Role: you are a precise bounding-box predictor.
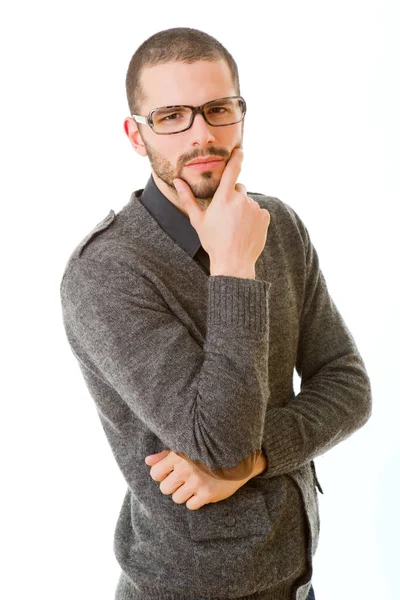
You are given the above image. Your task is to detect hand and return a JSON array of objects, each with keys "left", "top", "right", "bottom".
[
  {"left": 144, "top": 450, "right": 255, "bottom": 510},
  {"left": 173, "top": 148, "right": 270, "bottom": 274}
]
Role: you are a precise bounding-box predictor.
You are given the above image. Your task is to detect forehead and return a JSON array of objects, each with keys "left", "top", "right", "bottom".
[{"left": 140, "top": 59, "right": 236, "bottom": 111}]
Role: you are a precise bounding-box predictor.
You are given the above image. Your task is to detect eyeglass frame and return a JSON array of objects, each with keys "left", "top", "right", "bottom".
[{"left": 130, "top": 95, "right": 247, "bottom": 135}]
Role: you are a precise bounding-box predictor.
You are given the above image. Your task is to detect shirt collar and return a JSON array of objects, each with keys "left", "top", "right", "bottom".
[{"left": 139, "top": 173, "right": 202, "bottom": 258}]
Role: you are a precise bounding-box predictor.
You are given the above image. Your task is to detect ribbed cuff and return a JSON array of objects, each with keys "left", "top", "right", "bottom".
[
  {"left": 261, "top": 408, "right": 306, "bottom": 477},
  {"left": 207, "top": 275, "right": 271, "bottom": 335}
]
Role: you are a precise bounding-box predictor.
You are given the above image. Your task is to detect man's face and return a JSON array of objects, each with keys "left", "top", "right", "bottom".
[{"left": 124, "top": 59, "right": 244, "bottom": 212}]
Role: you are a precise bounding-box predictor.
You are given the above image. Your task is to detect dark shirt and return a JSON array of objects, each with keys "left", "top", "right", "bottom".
[{"left": 140, "top": 173, "right": 211, "bottom": 274}]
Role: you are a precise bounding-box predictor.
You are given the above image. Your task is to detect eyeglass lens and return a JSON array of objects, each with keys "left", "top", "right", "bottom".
[{"left": 151, "top": 97, "right": 244, "bottom": 134}]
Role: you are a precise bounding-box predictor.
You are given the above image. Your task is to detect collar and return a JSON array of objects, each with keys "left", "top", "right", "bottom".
[{"left": 139, "top": 173, "right": 202, "bottom": 258}]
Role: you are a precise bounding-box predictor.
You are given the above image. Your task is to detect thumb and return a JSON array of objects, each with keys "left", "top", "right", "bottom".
[{"left": 173, "top": 178, "right": 203, "bottom": 224}]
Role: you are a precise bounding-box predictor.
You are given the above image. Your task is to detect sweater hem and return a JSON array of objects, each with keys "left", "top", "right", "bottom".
[{"left": 115, "top": 569, "right": 312, "bottom": 600}]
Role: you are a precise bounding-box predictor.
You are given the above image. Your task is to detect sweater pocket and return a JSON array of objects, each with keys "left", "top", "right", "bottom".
[
  {"left": 186, "top": 489, "right": 270, "bottom": 542},
  {"left": 185, "top": 489, "right": 285, "bottom": 595}
]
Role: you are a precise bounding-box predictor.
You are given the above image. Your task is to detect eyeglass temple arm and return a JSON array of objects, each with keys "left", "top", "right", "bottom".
[{"left": 131, "top": 114, "right": 148, "bottom": 125}]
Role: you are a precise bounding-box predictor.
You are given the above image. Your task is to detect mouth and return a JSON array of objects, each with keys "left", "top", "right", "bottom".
[{"left": 185, "top": 159, "right": 224, "bottom": 170}]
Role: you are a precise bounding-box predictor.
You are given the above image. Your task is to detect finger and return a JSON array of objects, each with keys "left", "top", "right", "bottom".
[
  {"left": 169, "top": 484, "right": 199, "bottom": 507},
  {"left": 234, "top": 182, "right": 247, "bottom": 194},
  {"left": 171, "top": 486, "right": 196, "bottom": 505},
  {"left": 149, "top": 453, "right": 177, "bottom": 482},
  {"left": 173, "top": 178, "right": 204, "bottom": 224},
  {"left": 217, "top": 147, "right": 244, "bottom": 199},
  {"left": 160, "top": 473, "right": 187, "bottom": 496},
  {"left": 185, "top": 493, "right": 203, "bottom": 510},
  {"left": 150, "top": 462, "right": 174, "bottom": 482},
  {"left": 144, "top": 450, "right": 170, "bottom": 465}
]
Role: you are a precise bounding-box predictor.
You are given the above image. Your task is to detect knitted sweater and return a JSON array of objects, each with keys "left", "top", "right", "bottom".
[{"left": 59, "top": 184, "right": 372, "bottom": 600}]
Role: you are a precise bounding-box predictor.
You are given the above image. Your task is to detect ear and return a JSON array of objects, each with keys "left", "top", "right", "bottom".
[{"left": 123, "top": 117, "right": 147, "bottom": 157}]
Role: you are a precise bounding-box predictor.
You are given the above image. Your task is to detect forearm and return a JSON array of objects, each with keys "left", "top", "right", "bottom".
[
  {"left": 175, "top": 447, "right": 267, "bottom": 481},
  {"left": 257, "top": 205, "right": 373, "bottom": 478},
  {"left": 260, "top": 350, "right": 371, "bottom": 478},
  {"left": 63, "top": 255, "right": 273, "bottom": 480}
]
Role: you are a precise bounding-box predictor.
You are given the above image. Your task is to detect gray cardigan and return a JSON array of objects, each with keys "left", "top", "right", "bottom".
[{"left": 60, "top": 187, "right": 372, "bottom": 600}]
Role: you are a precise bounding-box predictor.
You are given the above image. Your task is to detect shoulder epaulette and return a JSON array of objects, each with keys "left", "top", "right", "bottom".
[{"left": 78, "top": 210, "right": 116, "bottom": 258}]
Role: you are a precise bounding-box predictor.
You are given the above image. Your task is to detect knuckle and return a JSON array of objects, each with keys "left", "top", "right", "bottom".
[
  {"left": 190, "top": 474, "right": 201, "bottom": 487},
  {"left": 201, "top": 483, "right": 212, "bottom": 497}
]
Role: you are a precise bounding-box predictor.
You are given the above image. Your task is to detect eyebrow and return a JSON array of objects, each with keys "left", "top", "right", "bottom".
[
  {"left": 154, "top": 97, "right": 231, "bottom": 113},
  {"left": 154, "top": 106, "right": 185, "bottom": 114}
]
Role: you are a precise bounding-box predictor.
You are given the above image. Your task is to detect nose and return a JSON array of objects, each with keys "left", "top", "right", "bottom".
[{"left": 189, "top": 111, "right": 216, "bottom": 143}]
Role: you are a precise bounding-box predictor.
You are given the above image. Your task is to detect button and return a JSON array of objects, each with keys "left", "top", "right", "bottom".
[{"left": 224, "top": 516, "right": 236, "bottom": 527}]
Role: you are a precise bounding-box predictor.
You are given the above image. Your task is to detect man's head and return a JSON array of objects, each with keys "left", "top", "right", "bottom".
[{"left": 123, "top": 28, "right": 245, "bottom": 213}]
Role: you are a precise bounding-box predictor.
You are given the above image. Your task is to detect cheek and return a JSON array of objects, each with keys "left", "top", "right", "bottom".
[
  {"left": 222, "top": 128, "right": 242, "bottom": 149},
  {"left": 154, "top": 141, "right": 180, "bottom": 164}
]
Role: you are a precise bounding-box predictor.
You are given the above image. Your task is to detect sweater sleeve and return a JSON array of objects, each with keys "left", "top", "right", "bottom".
[
  {"left": 260, "top": 210, "right": 372, "bottom": 477},
  {"left": 60, "top": 254, "right": 271, "bottom": 480}
]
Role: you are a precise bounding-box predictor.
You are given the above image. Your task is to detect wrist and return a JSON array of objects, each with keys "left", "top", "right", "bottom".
[
  {"left": 210, "top": 263, "right": 256, "bottom": 279},
  {"left": 253, "top": 451, "right": 268, "bottom": 477}
]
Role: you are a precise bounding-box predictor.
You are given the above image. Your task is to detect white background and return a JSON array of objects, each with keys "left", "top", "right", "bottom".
[{"left": 1, "top": 1, "right": 398, "bottom": 599}]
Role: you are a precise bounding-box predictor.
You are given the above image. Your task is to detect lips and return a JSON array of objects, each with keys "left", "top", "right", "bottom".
[
  {"left": 186, "top": 157, "right": 223, "bottom": 166},
  {"left": 186, "top": 160, "right": 223, "bottom": 171}
]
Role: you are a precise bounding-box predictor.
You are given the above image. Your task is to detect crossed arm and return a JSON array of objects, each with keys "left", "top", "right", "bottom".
[
  {"left": 143, "top": 213, "right": 372, "bottom": 508},
  {"left": 62, "top": 205, "right": 371, "bottom": 512}
]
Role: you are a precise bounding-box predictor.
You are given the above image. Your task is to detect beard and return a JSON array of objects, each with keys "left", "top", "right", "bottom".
[{"left": 140, "top": 132, "right": 243, "bottom": 211}]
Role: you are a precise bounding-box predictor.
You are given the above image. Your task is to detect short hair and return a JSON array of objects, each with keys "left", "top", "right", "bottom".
[{"left": 125, "top": 27, "right": 241, "bottom": 119}]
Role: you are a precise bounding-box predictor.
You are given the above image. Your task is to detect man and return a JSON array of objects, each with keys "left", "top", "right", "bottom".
[{"left": 60, "top": 27, "right": 372, "bottom": 600}]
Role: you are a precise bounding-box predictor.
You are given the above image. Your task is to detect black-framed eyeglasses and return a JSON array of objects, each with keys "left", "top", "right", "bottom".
[{"left": 131, "top": 95, "right": 246, "bottom": 135}]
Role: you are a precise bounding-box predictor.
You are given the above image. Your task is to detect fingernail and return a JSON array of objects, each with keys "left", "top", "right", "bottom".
[{"left": 173, "top": 180, "right": 183, "bottom": 192}]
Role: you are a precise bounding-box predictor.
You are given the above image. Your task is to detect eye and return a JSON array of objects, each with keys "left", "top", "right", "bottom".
[
  {"left": 209, "top": 107, "right": 227, "bottom": 114},
  {"left": 162, "top": 112, "right": 183, "bottom": 121}
]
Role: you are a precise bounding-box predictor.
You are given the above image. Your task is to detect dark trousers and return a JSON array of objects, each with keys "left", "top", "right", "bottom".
[{"left": 305, "top": 585, "right": 315, "bottom": 600}]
